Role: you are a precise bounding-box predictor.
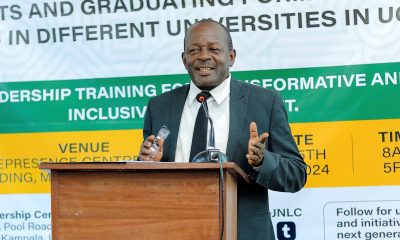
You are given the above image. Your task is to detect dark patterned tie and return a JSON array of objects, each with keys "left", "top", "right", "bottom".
[{"left": 189, "top": 91, "right": 211, "bottom": 162}]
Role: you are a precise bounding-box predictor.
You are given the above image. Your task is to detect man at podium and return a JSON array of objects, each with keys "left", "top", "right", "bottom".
[{"left": 139, "top": 19, "right": 306, "bottom": 240}]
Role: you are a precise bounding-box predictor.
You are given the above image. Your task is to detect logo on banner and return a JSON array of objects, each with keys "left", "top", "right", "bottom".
[{"left": 277, "top": 221, "right": 296, "bottom": 240}]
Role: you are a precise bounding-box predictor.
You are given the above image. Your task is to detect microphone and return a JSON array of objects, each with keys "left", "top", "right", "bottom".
[
  {"left": 193, "top": 91, "right": 228, "bottom": 240},
  {"left": 196, "top": 91, "right": 215, "bottom": 148},
  {"left": 192, "top": 91, "right": 228, "bottom": 163}
]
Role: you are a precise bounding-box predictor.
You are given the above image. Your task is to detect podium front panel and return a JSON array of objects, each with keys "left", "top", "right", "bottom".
[{"left": 52, "top": 170, "right": 221, "bottom": 240}]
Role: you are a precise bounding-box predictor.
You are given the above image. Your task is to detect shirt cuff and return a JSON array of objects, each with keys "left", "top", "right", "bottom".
[{"left": 252, "top": 165, "right": 262, "bottom": 172}]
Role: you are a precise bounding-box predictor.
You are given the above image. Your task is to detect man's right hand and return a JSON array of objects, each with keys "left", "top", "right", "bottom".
[{"left": 138, "top": 135, "right": 164, "bottom": 161}]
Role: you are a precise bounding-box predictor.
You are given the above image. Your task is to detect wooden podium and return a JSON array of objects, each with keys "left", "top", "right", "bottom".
[{"left": 40, "top": 162, "right": 248, "bottom": 240}]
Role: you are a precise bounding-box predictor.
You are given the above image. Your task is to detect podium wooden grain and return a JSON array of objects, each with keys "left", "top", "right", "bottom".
[{"left": 40, "top": 162, "right": 248, "bottom": 240}]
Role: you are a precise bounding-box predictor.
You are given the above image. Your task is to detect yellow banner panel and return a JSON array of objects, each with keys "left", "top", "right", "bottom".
[
  {"left": 0, "top": 130, "right": 143, "bottom": 194},
  {"left": 1, "top": 119, "right": 399, "bottom": 194},
  {"left": 291, "top": 119, "right": 400, "bottom": 188}
]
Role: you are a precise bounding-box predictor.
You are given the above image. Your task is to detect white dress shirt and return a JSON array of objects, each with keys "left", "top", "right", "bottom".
[{"left": 175, "top": 76, "right": 231, "bottom": 162}]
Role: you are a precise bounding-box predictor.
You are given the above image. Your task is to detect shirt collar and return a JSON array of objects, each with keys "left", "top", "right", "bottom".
[{"left": 188, "top": 75, "right": 231, "bottom": 106}]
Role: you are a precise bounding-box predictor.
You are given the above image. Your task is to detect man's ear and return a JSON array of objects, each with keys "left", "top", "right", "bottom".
[
  {"left": 229, "top": 49, "right": 236, "bottom": 67},
  {"left": 182, "top": 52, "right": 188, "bottom": 69}
]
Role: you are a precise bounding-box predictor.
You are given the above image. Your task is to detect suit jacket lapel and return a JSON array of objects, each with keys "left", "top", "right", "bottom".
[
  {"left": 226, "top": 80, "right": 248, "bottom": 161},
  {"left": 166, "top": 85, "right": 190, "bottom": 162}
]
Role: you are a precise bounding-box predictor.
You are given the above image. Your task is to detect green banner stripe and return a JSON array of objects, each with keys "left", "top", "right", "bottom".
[{"left": 1, "top": 62, "right": 399, "bottom": 133}]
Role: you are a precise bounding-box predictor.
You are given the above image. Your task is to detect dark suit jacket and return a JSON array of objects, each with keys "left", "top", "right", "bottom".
[{"left": 143, "top": 79, "right": 307, "bottom": 240}]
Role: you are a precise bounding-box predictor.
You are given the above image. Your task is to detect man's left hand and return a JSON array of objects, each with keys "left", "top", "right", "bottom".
[{"left": 247, "top": 122, "right": 268, "bottom": 167}]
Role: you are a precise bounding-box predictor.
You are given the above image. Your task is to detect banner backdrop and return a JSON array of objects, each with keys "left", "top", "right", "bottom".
[{"left": 1, "top": 0, "right": 399, "bottom": 239}]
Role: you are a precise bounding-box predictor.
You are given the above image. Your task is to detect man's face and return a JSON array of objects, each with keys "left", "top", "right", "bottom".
[{"left": 182, "top": 22, "right": 236, "bottom": 90}]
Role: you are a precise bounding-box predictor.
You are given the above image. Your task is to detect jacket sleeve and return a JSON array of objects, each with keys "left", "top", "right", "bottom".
[
  {"left": 143, "top": 98, "right": 154, "bottom": 140},
  {"left": 254, "top": 93, "right": 307, "bottom": 192}
]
